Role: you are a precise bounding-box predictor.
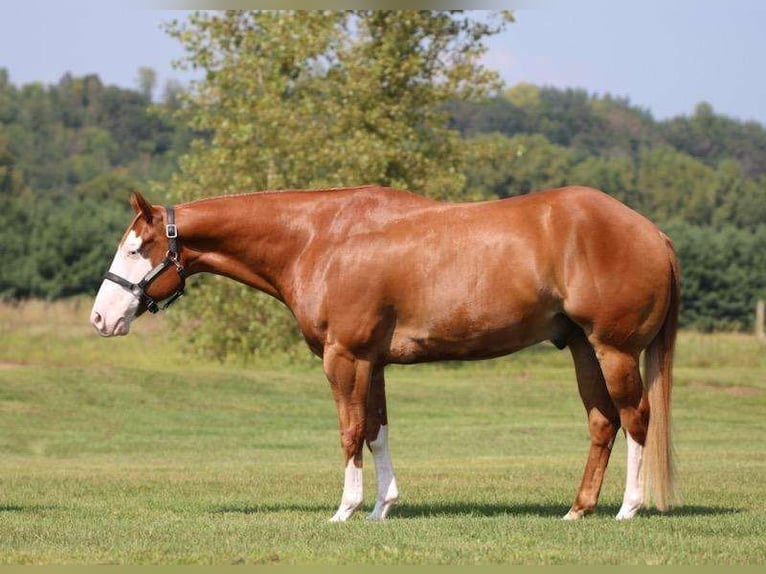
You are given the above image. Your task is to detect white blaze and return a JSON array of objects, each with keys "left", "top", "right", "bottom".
[{"left": 90, "top": 231, "right": 152, "bottom": 337}]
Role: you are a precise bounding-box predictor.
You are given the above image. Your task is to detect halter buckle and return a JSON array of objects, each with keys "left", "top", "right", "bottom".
[{"left": 166, "top": 223, "right": 178, "bottom": 239}]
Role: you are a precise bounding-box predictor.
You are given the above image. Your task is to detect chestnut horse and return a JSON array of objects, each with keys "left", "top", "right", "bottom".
[{"left": 90, "top": 185, "right": 679, "bottom": 521}]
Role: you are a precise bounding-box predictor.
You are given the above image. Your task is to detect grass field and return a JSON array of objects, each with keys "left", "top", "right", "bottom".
[{"left": 1, "top": 298, "right": 764, "bottom": 564}]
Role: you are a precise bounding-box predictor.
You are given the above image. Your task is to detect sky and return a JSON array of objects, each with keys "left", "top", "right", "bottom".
[{"left": 1, "top": 0, "right": 764, "bottom": 124}]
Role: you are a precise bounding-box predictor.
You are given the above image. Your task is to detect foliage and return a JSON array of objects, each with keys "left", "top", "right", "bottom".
[
  {"left": 636, "top": 144, "right": 720, "bottom": 225},
  {"left": 462, "top": 132, "right": 574, "bottom": 198},
  {"left": 0, "top": 68, "right": 190, "bottom": 299},
  {"left": 662, "top": 101, "right": 766, "bottom": 179},
  {"left": 165, "top": 10, "right": 511, "bottom": 198},
  {"left": 452, "top": 90, "right": 766, "bottom": 232},
  {"left": 664, "top": 221, "right": 766, "bottom": 331},
  {"left": 175, "top": 277, "right": 308, "bottom": 364},
  {"left": 450, "top": 84, "right": 660, "bottom": 159}
]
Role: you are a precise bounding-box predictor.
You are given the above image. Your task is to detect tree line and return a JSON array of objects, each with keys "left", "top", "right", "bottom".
[
  {"left": 0, "top": 68, "right": 191, "bottom": 298},
  {"left": 450, "top": 88, "right": 766, "bottom": 230},
  {"left": 0, "top": 11, "right": 763, "bottom": 356}
]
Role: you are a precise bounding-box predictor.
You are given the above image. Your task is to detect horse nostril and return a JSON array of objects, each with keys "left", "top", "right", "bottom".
[{"left": 91, "top": 310, "right": 104, "bottom": 329}]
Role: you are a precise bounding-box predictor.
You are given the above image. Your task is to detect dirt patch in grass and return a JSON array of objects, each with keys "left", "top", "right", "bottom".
[{"left": 0, "top": 363, "right": 26, "bottom": 370}]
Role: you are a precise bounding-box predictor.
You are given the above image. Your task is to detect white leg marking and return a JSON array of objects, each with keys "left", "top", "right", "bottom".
[
  {"left": 367, "top": 424, "right": 399, "bottom": 521},
  {"left": 616, "top": 432, "right": 645, "bottom": 520},
  {"left": 330, "top": 458, "right": 363, "bottom": 522}
]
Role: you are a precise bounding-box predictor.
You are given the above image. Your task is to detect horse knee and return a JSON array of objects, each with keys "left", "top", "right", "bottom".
[{"left": 621, "top": 408, "right": 648, "bottom": 446}]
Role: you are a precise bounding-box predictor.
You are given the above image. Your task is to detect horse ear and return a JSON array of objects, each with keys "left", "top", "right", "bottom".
[{"left": 130, "top": 191, "right": 154, "bottom": 223}]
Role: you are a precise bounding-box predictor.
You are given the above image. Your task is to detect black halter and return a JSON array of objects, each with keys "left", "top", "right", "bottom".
[{"left": 103, "top": 206, "right": 186, "bottom": 314}]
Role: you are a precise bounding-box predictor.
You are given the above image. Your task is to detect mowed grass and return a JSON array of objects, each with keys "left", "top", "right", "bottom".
[{"left": 0, "top": 298, "right": 764, "bottom": 564}]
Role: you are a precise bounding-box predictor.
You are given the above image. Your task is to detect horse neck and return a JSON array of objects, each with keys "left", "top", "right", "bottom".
[{"left": 176, "top": 192, "right": 316, "bottom": 301}]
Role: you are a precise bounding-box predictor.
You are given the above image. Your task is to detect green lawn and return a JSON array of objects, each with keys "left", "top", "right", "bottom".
[{"left": 1, "top": 299, "right": 764, "bottom": 564}]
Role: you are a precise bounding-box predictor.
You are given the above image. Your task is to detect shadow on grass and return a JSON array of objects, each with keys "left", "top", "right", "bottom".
[
  {"left": 643, "top": 505, "right": 744, "bottom": 518},
  {"left": 211, "top": 501, "right": 743, "bottom": 519},
  {"left": 0, "top": 503, "right": 57, "bottom": 513},
  {"left": 398, "top": 502, "right": 744, "bottom": 519},
  {"left": 0, "top": 504, "right": 26, "bottom": 512},
  {"left": 212, "top": 502, "right": 331, "bottom": 515}
]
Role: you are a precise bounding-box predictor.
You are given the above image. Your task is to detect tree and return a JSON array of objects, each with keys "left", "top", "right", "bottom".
[
  {"left": 636, "top": 145, "right": 719, "bottom": 225},
  {"left": 162, "top": 79, "right": 185, "bottom": 111},
  {"left": 165, "top": 10, "right": 512, "bottom": 360},
  {"left": 0, "top": 129, "right": 25, "bottom": 196},
  {"left": 567, "top": 155, "right": 643, "bottom": 213},
  {"left": 664, "top": 221, "right": 766, "bottom": 331},
  {"left": 718, "top": 175, "right": 766, "bottom": 231},
  {"left": 462, "top": 133, "right": 574, "bottom": 199},
  {"left": 662, "top": 101, "right": 766, "bottom": 179},
  {"left": 136, "top": 67, "right": 157, "bottom": 101}
]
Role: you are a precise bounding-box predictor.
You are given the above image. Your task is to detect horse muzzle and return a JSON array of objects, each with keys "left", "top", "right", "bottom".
[{"left": 90, "top": 310, "right": 130, "bottom": 337}]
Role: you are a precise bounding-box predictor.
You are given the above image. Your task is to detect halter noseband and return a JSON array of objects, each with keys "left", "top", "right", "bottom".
[{"left": 103, "top": 206, "right": 186, "bottom": 314}]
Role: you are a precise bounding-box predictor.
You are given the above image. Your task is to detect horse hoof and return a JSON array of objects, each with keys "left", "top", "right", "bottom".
[
  {"left": 329, "top": 501, "right": 363, "bottom": 522},
  {"left": 366, "top": 499, "right": 397, "bottom": 521},
  {"left": 562, "top": 507, "right": 594, "bottom": 521},
  {"left": 615, "top": 503, "right": 642, "bottom": 521}
]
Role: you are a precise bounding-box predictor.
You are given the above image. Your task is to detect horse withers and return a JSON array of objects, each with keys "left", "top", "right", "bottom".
[{"left": 91, "top": 185, "right": 680, "bottom": 521}]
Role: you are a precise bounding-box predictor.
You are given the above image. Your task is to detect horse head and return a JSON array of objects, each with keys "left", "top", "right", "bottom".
[{"left": 90, "top": 191, "right": 186, "bottom": 336}]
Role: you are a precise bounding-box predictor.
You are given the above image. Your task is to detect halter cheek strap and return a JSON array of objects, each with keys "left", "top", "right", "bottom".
[{"left": 103, "top": 206, "right": 186, "bottom": 314}]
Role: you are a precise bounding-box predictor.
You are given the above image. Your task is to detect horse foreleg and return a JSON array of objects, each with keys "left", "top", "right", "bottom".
[
  {"left": 324, "top": 345, "right": 372, "bottom": 522},
  {"left": 564, "top": 332, "right": 620, "bottom": 520},
  {"left": 365, "top": 367, "right": 399, "bottom": 520}
]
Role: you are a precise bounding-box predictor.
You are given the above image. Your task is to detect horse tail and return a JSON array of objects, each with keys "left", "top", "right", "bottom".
[{"left": 642, "top": 232, "right": 681, "bottom": 511}]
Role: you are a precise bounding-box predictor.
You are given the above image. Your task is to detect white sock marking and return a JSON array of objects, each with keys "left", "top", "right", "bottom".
[
  {"left": 616, "top": 432, "right": 645, "bottom": 520},
  {"left": 330, "top": 458, "right": 363, "bottom": 522},
  {"left": 367, "top": 424, "right": 399, "bottom": 520}
]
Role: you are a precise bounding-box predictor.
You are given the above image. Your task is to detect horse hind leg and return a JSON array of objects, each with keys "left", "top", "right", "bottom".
[
  {"left": 564, "top": 331, "right": 620, "bottom": 520},
  {"left": 591, "top": 341, "right": 650, "bottom": 521},
  {"left": 617, "top": 422, "right": 646, "bottom": 520},
  {"left": 365, "top": 367, "right": 399, "bottom": 520}
]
